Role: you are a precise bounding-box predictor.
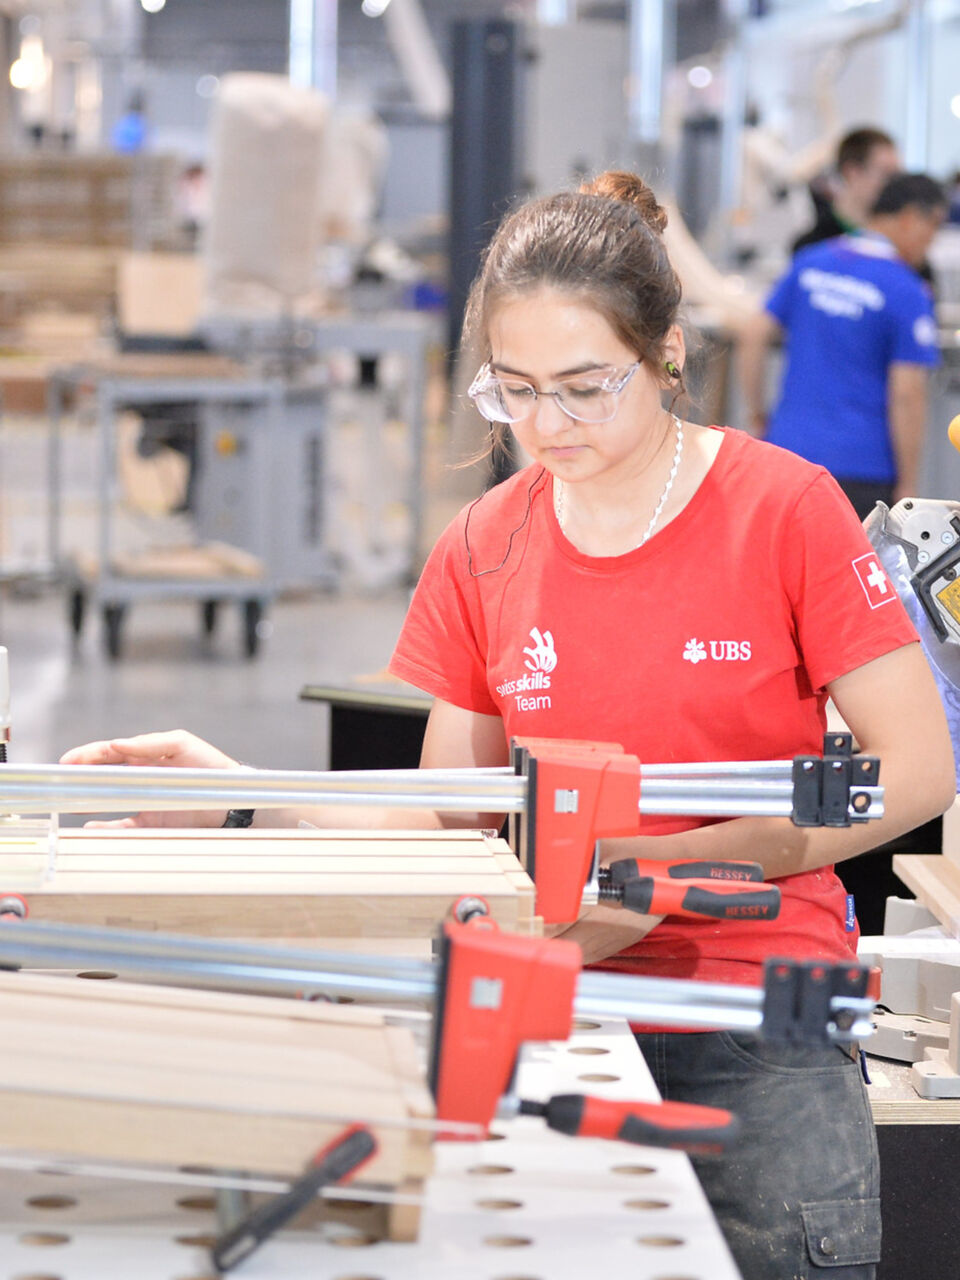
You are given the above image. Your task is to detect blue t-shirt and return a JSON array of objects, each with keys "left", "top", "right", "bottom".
[{"left": 765, "top": 234, "right": 939, "bottom": 483}]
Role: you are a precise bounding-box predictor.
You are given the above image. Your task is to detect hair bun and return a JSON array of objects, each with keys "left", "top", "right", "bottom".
[{"left": 580, "top": 170, "right": 668, "bottom": 235}]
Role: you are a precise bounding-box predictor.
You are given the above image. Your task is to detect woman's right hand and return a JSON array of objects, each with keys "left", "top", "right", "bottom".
[{"left": 59, "top": 729, "right": 243, "bottom": 829}]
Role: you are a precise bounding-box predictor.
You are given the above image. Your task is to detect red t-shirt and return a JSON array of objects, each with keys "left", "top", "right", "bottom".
[{"left": 390, "top": 427, "right": 917, "bottom": 985}]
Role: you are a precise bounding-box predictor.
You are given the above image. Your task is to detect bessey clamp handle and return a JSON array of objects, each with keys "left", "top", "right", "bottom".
[
  {"left": 530, "top": 1093, "right": 741, "bottom": 1154},
  {"left": 610, "top": 875, "right": 781, "bottom": 921},
  {"left": 604, "top": 857, "right": 765, "bottom": 884},
  {"left": 211, "top": 1124, "right": 377, "bottom": 1272}
]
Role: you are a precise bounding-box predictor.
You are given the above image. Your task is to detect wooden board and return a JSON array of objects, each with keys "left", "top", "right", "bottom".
[
  {"left": 117, "top": 251, "right": 204, "bottom": 337},
  {"left": 868, "top": 1054, "right": 960, "bottom": 1125},
  {"left": 940, "top": 794, "right": 960, "bottom": 868},
  {"left": 892, "top": 853, "right": 960, "bottom": 936},
  {"left": 23, "top": 827, "right": 540, "bottom": 941},
  {"left": 0, "top": 969, "right": 433, "bottom": 1239},
  {"left": 0, "top": 155, "right": 177, "bottom": 249},
  {"left": 72, "top": 541, "right": 265, "bottom": 582}
]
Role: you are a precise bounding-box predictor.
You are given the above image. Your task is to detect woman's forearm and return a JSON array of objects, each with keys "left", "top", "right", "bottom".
[
  {"left": 597, "top": 751, "right": 952, "bottom": 879},
  {"left": 547, "top": 902, "right": 661, "bottom": 964}
]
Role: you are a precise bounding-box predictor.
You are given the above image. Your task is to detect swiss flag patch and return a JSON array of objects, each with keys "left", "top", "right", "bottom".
[{"left": 852, "top": 553, "right": 895, "bottom": 609}]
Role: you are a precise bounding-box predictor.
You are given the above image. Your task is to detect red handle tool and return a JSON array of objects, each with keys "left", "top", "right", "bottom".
[
  {"left": 604, "top": 856, "right": 765, "bottom": 884},
  {"left": 519, "top": 1094, "right": 740, "bottom": 1154},
  {"left": 211, "top": 1124, "right": 377, "bottom": 1272},
  {"left": 600, "top": 875, "right": 780, "bottom": 921}
]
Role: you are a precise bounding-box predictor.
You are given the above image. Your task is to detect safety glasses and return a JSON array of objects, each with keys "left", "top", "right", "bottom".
[{"left": 467, "top": 361, "right": 641, "bottom": 425}]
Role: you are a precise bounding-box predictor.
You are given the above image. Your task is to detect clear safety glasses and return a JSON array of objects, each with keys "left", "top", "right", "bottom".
[{"left": 467, "top": 361, "right": 641, "bottom": 425}]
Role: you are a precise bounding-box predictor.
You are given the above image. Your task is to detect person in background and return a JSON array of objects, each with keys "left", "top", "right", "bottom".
[
  {"left": 111, "top": 91, "right": 149, "bottom": 155},
  {"left": 793, "top": 126, "right": 900, "bottom": 253},
  {"left": 739, "top": 173, "right": 947, "bottom": 519},
  {"left": 61, "top": 171, "right": 956, "bottom": 1279},
  {"left": 948, "top": 170, "right": 960, "bottom": 226}
]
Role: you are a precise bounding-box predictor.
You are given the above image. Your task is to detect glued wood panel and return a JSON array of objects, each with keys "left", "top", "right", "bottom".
[
  {"left": 25, "top": 828, "right": 539, "bottom": 939},
  {"left": 940, "top": 795, "right": 960, "bottom": 868},
  {"left": 0, "top": 971, "right": 433, "bottom": 1197},
  {"left": 892, "top": 854, "right": 960, "bottom": 936}
]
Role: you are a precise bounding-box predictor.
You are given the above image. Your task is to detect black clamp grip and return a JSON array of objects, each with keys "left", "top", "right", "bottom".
[
  {"left": 821, "top": 733, "right": 853, "bottom": 827},
  {"left": 791, "top": 733, "right": 880, "bottom": 827},
  {"left": 791, "top": 756, "right": 823, "bottom": 826},
  {"left": 762, "top": 957, "right": 870, "bottom": 1045}
]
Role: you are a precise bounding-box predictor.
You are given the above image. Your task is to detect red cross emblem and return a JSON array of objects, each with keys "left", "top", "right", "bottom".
[{"left": 852, "top": 553, "right": 895, "bottom": 609}]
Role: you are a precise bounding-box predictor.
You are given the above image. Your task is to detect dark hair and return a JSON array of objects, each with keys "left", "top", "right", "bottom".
[
  {"left": 871, "top": 172, "right": 946, "bottom": 217},
  {"left": 836, "top": 127, "right": 896, "bottom": 173},
  {"left": 463, "top": 170, "right": 682, "bottom": 382}
]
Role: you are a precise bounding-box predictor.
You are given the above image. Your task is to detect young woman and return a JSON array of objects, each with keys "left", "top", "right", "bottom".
[{"left": 64, "top": 172, "right": 955, "bottom": 1279}]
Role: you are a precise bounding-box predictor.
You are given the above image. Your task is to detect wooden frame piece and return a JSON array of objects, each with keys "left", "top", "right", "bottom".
[
  {"left": 23, "top": 827, "right": 540, "bottom": 947},
  {"left": 0, "top": 970, "right": 434, "bottom": 1239}
]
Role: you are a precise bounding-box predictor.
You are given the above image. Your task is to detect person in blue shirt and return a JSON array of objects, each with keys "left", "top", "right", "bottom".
[
  {"left": 111, "top": 92, "right": 149, "bottom": 155},
  {"left": 739, "top": 173, "right": 946, "bottom": 519}
]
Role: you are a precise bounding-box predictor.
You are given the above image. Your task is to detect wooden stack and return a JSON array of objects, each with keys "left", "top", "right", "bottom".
[
  {"left": 893, "top": 795, "right": 960, "bottom": 932},
  {"left": 24, "top": 827, "right": 540, "bottom": 950},
  {"left": 0, "top": 970, "right": 433, "bottom": 1240},
  {"left": 71, "top": 541, "right": 264, "bottom": 583},
  {"left": 0, "top": 242, "right": 119, "bottom": 326},
  {"left": 0, "top": 154, "right": 177, "bottom": 248}
]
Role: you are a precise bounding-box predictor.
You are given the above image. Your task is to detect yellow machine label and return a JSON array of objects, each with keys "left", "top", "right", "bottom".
[{"left": 936, "top": 578, "right": 960, "bottom": 624}]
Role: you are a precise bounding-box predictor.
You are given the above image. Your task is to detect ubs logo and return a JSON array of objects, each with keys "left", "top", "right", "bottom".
[{"left": 683, "top": 638, "right": 752, "bottom": 664}]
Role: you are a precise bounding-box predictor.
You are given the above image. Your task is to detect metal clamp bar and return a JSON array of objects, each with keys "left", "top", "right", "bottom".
[
  {"left": 0, "top": 920, "right": 875, "bottom": 1043},
  {"left": 0, "top": 763, "right": 883, "bottom": 823}
]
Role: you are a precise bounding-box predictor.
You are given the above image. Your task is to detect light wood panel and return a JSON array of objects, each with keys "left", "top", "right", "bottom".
[
  {"left": 0, "top": 969, "right": 433, "bottom": 1238},
  {"left": 939, "top": 794, "right": 960, "bottom": 867},
  {"left": 23, "top": 827, "right": 539, "bottom": 941},
  {"left": 892, "top": 853, "right": 960, "bottom": 936}
]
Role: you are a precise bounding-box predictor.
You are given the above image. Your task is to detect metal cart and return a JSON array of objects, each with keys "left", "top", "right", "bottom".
[{"left": 48, "top": 356, "right": 284, "bottom": 659}]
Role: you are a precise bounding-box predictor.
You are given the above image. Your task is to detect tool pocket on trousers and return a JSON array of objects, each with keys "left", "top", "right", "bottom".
[{"left": 802, "top": 1198, "right": 881, "bottom": 1273}]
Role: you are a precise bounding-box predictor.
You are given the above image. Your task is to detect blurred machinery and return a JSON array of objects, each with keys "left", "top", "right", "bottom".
[
  {"left": 194, "top": 73, "right": 434, "bottom": 597},
  {"left": 19, "top": 70, "right": 439, "bottom": 653},
  {"left": 448, "top": 16, "right": 632, "bottom": 358}
]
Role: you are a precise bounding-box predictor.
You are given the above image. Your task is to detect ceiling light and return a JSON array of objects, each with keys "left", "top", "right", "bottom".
[
  {"left": 361, "top": 0, "right": 393, "bottom": 16},
  {"left": 9, "top": 33, "right": 48, "bottom": 91},
  {"left": 141, "top": 0, "right": 167, "bottom": 13},
  {"left": 687, "top": 65, "right": 713, "bottom": 89},
  {"left": 9, "top": 58, "right": 34, "bottom": 90}
]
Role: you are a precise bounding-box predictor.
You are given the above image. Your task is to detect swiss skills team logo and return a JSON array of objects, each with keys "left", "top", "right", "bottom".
[
  {"left": 496, "top": 627, "right": 556, "bottom": 710},
  {"left": 523, "top": 627, "right": 557, "bottom": 673},
  {"left": 851, "top": 552, "right": 895, "bottom": 609}
]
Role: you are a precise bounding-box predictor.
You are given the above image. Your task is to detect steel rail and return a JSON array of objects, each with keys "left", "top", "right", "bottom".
[
  {"left": 0, "top": 920, "right": 875, "bottom": 1042},
  {"left": 0, "top": 763, "right": 883, "bottom": 822}
]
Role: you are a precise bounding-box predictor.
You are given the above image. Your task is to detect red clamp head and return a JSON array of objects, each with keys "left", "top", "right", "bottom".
[
  {"left": 427, "top": 919, "right": 581, "bottom": 1137},
  {"left": 0, "top": 893, "right": 27, "bottom": 922},
  {"left": 508, "top": 738, "right": 641, "bottom": 924}
]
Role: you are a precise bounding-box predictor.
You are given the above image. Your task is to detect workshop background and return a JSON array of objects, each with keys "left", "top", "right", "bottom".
[
  {"left": 0, "top": 0, "right": 956, "bottom": 772},
  {"left": 0, "top": 4, "right": 958, "bottom": 1277}
]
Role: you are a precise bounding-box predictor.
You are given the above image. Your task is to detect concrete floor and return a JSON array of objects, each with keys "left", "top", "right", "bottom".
[
  {"left": 0, "top": 376, "right": 485, "bottom": 781},
  {"left": 0, "top": 585, "right": 412, "bottom": 775}
]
